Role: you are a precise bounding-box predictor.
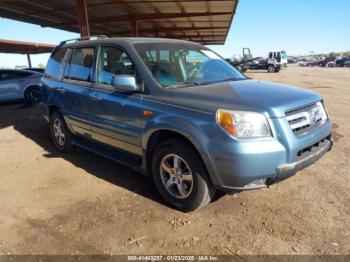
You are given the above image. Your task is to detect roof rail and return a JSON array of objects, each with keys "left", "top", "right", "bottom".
[{"left": 59, "top": 35, "right": 108, "bottom": 46}]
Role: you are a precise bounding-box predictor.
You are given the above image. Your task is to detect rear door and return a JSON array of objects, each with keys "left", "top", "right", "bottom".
[
  {"left": 87, "top": 45, "right": 144, "bottom": 156},
  {"left": 59, "top": 47, "right": 96, "bottom": 136}
]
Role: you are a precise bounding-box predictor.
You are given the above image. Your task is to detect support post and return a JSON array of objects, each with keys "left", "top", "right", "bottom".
[
  {"left": 131, "top": 19, "right": 138, "bottom": 37},
  {"left": 76, "top": 0, "right": 90, "bottom": 38},
  {"left": 27, "top": 54, "right": 32, "bottom": 68}
]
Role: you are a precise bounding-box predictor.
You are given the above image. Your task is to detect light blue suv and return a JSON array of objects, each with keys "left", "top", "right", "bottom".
[{"left": 40, "top": 37, "right": 332, "bottom": 211}]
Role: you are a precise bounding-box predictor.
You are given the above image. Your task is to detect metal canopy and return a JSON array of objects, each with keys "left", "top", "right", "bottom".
[
  {"left": 0, "top": 0, "right": 239, "bottom": 45},
  {"left": 0, "top": 39, "right": 56, "bottom": 54}
]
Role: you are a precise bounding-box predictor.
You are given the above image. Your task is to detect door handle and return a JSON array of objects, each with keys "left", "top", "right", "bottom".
[
  {"left": 57, "top": 87, "right": 66, "bottom": 94},
  {"left": 88, "top": 93, "right": 101, "bottom": 101}
]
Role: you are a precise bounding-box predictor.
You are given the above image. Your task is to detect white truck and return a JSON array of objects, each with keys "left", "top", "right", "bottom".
[{"left": 268, "top": 50, "right": 288, "bottom": 68}]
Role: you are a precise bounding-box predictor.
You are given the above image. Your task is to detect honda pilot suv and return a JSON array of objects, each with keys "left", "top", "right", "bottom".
[{"left": 40, "top": 37, "right": 332, "bottom": 212}]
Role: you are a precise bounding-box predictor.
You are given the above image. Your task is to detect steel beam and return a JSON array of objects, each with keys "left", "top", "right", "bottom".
[
  {"left": 58, "top": 11, "right": 232, "bottom": 26},
  {"left": 75, "top": 0, "right": 90, "bottom": 37},
  {"left": 27, "top": 54, "right": 32, "bottom": 68}
]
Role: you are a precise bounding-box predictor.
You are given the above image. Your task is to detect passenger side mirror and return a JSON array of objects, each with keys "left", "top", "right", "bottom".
[{"left": 112, "top": 75, "right": 140, "bottom": 92}]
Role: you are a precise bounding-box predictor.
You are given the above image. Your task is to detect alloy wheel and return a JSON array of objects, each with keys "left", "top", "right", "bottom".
[
  {"left": 53, "top": 118, "right": 65, "bottom": 146},
  {"left": 160, "top": 154, "right": 194, "bottom": 199}
]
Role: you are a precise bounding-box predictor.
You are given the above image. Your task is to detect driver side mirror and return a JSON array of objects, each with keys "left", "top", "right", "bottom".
[{"left": 112, "top": 75, "right": 140, "bottom": 92}]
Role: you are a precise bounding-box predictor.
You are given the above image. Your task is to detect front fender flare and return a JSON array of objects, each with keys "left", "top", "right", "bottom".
[{"left": 142, "top": 115, "right": 220, "bottom": 186}]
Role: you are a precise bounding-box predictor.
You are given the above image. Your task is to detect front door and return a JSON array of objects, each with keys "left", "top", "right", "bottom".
[{"left": 87, "top": 46, "right": 145, "bottom": 156}]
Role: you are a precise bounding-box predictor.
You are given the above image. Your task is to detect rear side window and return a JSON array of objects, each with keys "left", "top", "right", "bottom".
[
  {"left": 45, "top": 48, "right": 67, "bottom": 79},
  {"left": 67, "top": 48, "right": 94, "bottom": 82},
  {"left": 0, "top": 70, "right": 31, "bottom": 81},
  {"left": 13, "top": 71, "right": 32, "bottom": 78}
]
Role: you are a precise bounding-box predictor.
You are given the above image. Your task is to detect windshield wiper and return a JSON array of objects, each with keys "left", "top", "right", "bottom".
[
  {"left": 167, "top": 82, "right": 200, "bottom": 88},
  {"left": 201, "top": 77, "right": 246, "bottom": 85}
]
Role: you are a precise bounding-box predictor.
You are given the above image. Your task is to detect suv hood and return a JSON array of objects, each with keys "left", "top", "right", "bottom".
[{"left": 168, "top": 80, "right": 321, "bottom": 118}]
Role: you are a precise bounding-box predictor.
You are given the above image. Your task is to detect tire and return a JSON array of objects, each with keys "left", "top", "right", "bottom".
[
  {"left": 274, "top": 69, "right": 280, "bottom": 73},
  {"left": 50, "top": 111, "right": 75, "bottom": 153},
  {"left": 267, "top": 65, "right": 275, "bottom": 73},
  {"left": 24, "top": 85, "right": 40, "bottom": 104},
  {"left": 151, "top": 139, "right": 215, "bottom": 212}
]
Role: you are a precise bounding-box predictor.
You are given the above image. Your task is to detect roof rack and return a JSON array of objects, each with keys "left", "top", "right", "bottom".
[{"left": 59, "top": 35, "right": 108, "bottom": 46}]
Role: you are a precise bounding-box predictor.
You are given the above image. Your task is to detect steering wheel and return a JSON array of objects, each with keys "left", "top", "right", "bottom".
[{"left": 186, "top": 68, "right": 200, "bottom": 83}]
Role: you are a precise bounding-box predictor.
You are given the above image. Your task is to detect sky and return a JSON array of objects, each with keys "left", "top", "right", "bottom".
[{"left": 0, "top": 0, "right": 349, "bottom": 68}]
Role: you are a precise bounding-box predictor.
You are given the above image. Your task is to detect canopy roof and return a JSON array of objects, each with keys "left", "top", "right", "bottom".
[
  {"left": 0, "top": 39, "right": 56, "bottom": 54},
  {"left": 0, "top": 0, "right": 239, "bottom": 45}
]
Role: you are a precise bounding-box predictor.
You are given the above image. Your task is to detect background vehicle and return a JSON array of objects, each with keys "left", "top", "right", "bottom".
[
  {"left": 319, "top": 56, "right": 336, "bottom": 67},
  {"left": 287, "top": 58, "right": 297, "bottom": 64},
  {"left": 227, "top": 48, "right": 280, "bottom": 73},
  {"left": 248, "top": 58, "right": 280, "bottom": 72},
  {"left": 41, "top": 37, "right": 332, "bottom": 212},
  {"left": 268, "top": 50, "right": 287, "bottom": 67},
  {"left": 0, "top": 69, "right": 42, "bottom": 103},
  {"left": 336, "top": 57, "right": 350, "bottom": 67}
]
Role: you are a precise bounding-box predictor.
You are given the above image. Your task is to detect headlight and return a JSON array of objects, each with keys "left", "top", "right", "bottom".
[
  {"left": 216, "top": 109, "right": 272, "bottom": 138},
  {"left": 315, "top": 101, "right": 328, "bottom": 121}
]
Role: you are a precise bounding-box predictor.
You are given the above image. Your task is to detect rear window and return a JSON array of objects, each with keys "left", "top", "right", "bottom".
[{"left": 45, "top": 48, "right": 67, "bottom": 79}]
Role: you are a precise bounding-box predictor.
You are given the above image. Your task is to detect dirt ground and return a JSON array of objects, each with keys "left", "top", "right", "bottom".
[{"left": 0, "top": 65, "right": 349, "bottom": 255}]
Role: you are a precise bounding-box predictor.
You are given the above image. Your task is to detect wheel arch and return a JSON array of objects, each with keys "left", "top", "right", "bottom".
[
  {"left": 48, "top": 104, "right": 60, "bottom": 116},
  {"left": 143, "top": 119, "right": 218, "bottom": 187}
]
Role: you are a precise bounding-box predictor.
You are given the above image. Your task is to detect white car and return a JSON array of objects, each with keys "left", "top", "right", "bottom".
[{"left": 0, "top": 69, "right": 42, "bottom": 103}]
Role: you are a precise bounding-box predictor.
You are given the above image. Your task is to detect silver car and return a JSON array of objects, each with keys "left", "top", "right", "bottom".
[{"left": 0, "top": 69, "right": 42, "bottom": 103}]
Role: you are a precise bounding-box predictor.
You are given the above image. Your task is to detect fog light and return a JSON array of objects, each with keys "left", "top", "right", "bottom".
[{"left": 243, "top": 179, "right": 267, "bottom": 189}]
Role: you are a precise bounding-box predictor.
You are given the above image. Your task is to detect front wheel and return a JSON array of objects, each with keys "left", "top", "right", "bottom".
[
  {"left": 267, "top": 65, "right": 275, "bottom": 73},
  {"left": 50, "top": 111, "right": 75, "bottom": 153},
  {"left": 152, "top": 139, "right": 215, "bottom": 212}
]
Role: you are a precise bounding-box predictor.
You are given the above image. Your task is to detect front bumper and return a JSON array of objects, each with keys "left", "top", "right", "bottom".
[
  {"left": 267, "top": 136, "right": 332, "bottom": 185},
  {"left": 216, "top": 135, "right": 332, "bottom": 191},
  {"left": 206, "top": 117, "right": 333, "bottom": 191}
]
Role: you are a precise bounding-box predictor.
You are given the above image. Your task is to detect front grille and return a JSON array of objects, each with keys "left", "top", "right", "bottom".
[
  {"left": 297, "top": 135, "right": 331, "bottom": 160},
  {"left": 286, "top": 102, "right": 327, "bottom": 136}
]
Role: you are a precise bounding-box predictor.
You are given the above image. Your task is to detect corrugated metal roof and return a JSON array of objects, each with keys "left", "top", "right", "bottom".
[{"left": 0, "top": 0, "right": 238, "bottom": 45}]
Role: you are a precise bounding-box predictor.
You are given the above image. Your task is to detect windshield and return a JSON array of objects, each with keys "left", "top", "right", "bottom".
[
  {"left": 134, "top": 43, "right": 246, "bottom": 88},
  {"left": 281, "top": 51, "right": 287, "bottom": 59}
]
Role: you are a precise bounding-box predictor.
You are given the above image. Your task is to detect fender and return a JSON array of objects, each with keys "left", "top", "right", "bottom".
[{"left": 142, "top": 114, "right": 221, "bottom": 186}]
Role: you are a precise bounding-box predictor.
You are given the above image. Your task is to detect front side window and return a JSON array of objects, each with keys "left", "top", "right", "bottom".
[
  {"left": 96, "top": 46, "right": 135, "bottom": 86},
  {"left": 68, "top": 48, "right": 94, "bottom": 82},
  {"left": 134, "top": 43, "right": 246, "bottom": 88}
]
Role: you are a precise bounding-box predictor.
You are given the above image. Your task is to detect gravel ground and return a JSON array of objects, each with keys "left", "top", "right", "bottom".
[{"left": 0, "top": 65, "right": 349, "bottom": 255}]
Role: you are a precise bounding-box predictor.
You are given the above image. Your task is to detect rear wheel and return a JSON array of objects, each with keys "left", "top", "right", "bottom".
[
  {"left": 50, "top": 111, "right": 75, "bottom": 153},
  {"left": 24, "top": 85, "right": 40, "bottom": 104},
  {"left": 152, "top": 139, "right": 215, "bottom": 212}
]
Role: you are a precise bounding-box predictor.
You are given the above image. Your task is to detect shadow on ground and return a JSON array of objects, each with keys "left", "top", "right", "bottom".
[{"left": 0, "top": 102, "right": 227, "bottom": 209}]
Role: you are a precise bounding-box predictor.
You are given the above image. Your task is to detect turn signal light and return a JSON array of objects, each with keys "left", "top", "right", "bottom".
[{"left": 216, "top": 110, "right": 237, "bottom": 136}]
